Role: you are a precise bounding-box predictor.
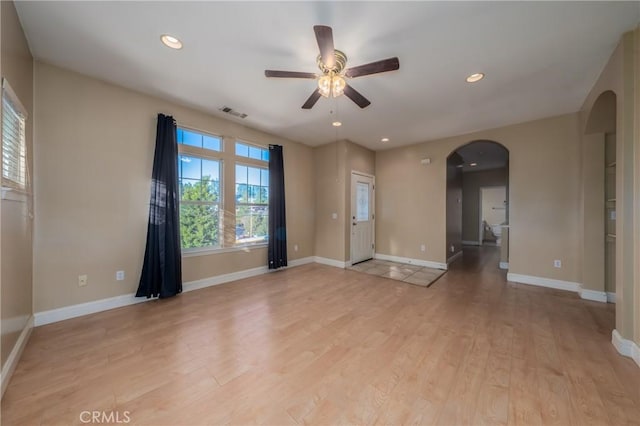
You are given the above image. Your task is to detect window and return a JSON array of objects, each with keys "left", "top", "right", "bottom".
[
  {"left": 177, "top": 128, "right": 222, "bottom": 250},
  {"left": 178, "top": 128, "right": 221, "bottom": 151},
  {"left": 236, "top": 142, "right": 269, "bottom": 161},
  {"left": 2, "top": 80, "right": 27, "bottom": 190},
  {"left": 235, "top": 164, "right": 268, "bottom": 243}
]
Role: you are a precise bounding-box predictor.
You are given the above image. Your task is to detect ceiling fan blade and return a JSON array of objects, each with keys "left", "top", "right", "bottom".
[
  {"left": 265, "top": 70, "right": 317, "bottom": 79},
  {"left": 344, "top": 57, "right": 400, "bottom": 78},
  {"left": 344, "top": 84, "right": 371, "bottom": 108},
  {"left": 314, "top": 25, "right": 335, "bottom": 69},
  {"left": 302, "top": 89, "right": 322, "bottom": 109}
]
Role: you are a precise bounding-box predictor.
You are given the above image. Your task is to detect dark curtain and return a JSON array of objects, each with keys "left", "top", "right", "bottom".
[
  {"left": 268, "top": 145, "right": 287, "bottom": 269},
  {"left": 136, "top": 114, "right": 183, "bottom": 298}
]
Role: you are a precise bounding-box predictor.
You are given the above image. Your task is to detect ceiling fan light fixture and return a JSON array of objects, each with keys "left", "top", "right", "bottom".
[
  {"left": 332, "top": 76, "right": 346, "bottom": 97},
  {"left": 318, "top": 75, "right": 331, "bottom": 98},
  {"left": 466, "top": 73, "right": 484, "bottom": 83},
  {"left": 160, "top": 34, "right": 183, "bottom": 49}
]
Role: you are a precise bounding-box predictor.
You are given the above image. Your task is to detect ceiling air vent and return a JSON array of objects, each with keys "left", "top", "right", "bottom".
[{"left": 219, "top": 106, "right": 248, "bottom": 119}]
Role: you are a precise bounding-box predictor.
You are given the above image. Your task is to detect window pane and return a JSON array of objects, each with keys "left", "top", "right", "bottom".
[
  {"left": 248, "top": 166, "right": 261, "bottom": 186},
  {"left": 261, "top": 150, "right": 270, "bottom": 162},
  {"left": 235, "top": 143, "right": 248, "bottom": 157},
  {"left": 181, "top": 129, "right": 202, "bottom": 148},
  {"left": 202, "top": 159, "right": 219, "bottom": 180},
  {"left": 236, "top": 183, "right": 248, "bottom": 203},
  {"left": 177, "top": 128, "right": 184, "bottom": 144},
  {"left": 179, "top": 155, "right": 201, "bottom": 180},
  {"left": 235, "top": 205, "right": 268, "bottom": 242},
  {"left": 203, "top": 135, "right": 221, "bottom": 151},
  {"left": 248, "top": 146, "right": 262, "bottom": 160},
  {"left": 356, "top": 182, "right": 369, "bottom": 221},
  {"left": 180, "top": 178, "right": 203, "bottom": 201},
  {"left": 248, "top": 185, "right": 260, "bottom": 203},
  {"left": 207, "top": 179, "right": 220, "bottom": 200},
  {"left": 235, "top": 164, "right": 247, "bottom": 184},
  {"left": 261, "top": 169, "right": 269, "bottom": 186},
  {"left": 180, "top": 203, "right": 220, "bottom": 248},
  {"left": 260, "top": 186, "right": 269, "bottom": 204}
]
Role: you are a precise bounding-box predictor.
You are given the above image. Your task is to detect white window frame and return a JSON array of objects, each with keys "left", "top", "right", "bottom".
[
  {"left": 177, "top": 127, "right": 224, "bottom": 252},
  {"left": 2, "top": 79, "right": 28, "bottom": 193},
  {"left": 235, "top": 140, "right": 269, "bottom": 246}
]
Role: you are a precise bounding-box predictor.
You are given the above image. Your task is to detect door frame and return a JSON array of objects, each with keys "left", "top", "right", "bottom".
[{"left": 350, "top": 171, "right": 375, "bottom": 265}]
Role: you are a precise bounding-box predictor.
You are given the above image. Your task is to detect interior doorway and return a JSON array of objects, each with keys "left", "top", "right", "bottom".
[
  {"left": 446, "top": 140, "right": 509, "bottom": 268},
  {"left": 350, "top": 171, "right": 375, "bottom": 265}
]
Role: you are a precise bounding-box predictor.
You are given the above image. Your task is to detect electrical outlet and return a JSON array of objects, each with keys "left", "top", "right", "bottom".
[
  {"left": 610, "top": 211, "right": 616, "bottom": 220},
  {"left": 554, "top": 260, "right": 562, "bottom": 268},
  {"left": 294, "top": 244, "right": 299, "bottom": 252},
  {"left": 450, "top": 245, "right": 455, "bottom": 253},
  {"left": 116, "top": 270, "right": 125, "bottom": 281},
  {"left": 331, "top": 213, "right": 338, "bottom": 219},
  {"left": 420, "top": 244, "right": 426, "bottom": 252},
  {"left": 78, "top": 274, "right": 88, "bottom": 287}
]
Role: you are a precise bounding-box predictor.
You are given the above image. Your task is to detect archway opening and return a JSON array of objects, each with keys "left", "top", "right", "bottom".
[
  {"left": 583, "top": 90, "right": 617, "bottom": 307},
  {"left": 446, "top": 140, "right": 509, "bottom": 268}
]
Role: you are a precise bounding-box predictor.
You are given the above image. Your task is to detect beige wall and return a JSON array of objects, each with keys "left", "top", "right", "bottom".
[
  {"left": 580, "top": 27, "right": 639, "bottom": 346},
  {"left": 461, "top": 168, "right": 508, "bottom": 242},
  {"left": 376, "top": 113, "right": 581, "bottom": 281},
  {"left": 1, "top": 0, "right": 34, "bottom": 369},
  {"left": 33, "top": 62, "right": 315, "bottom": 313},
  {"left": 343, "top": 141, "right": 375, "bottom": 262},
  {"left": 313, "top": 140, "right": 374, "bottom": 263}
]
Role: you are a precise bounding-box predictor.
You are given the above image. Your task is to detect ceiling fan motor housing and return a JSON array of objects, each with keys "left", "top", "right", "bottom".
[{"left": 317, "top": 49, "right": 347, "bottom": 74}]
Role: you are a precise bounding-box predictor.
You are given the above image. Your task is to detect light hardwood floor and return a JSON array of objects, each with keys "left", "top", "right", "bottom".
[{"left": 2, "top": 247, "right": 639, "bottom": 425}]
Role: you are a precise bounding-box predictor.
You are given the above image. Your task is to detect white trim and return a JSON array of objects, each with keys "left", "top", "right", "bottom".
[
  {"left": 1, "top": 315, "right": 34, "bottom": 397},
  {"left": 462, "top": 240, "right": 480, "bottom": 246},
  {"left": 182, "top": 242, "right": 267, "bottom": 258},
  {"left": 506, "top": 273, "right": 608, "bottom": 304},
  {"left": 506, "top": 273, "right": 580, "bottom": 292},
  {"left": 579, "top": 287, "right": 608, "bottom": 303},
  {"left": 34, "top": 293, "right": 149, "bottom": 326},
  {"left": 314, "top": 256, "right": 348, "bottom": 269},
  {"left": 607, "top": 292, "right": 616, "bottom": 303},
  {"left": 499, "top": 262, "right": 509, "bottom": 270},
  {"left": 612, "top": 329, "right": 640, "bottom": 368},
  {"left": 34, "top": 257, "right": 315, "bottom": 327},
  {"left": 447, "top": 251, "right": 463, "bottom": 265},
  {"left": 374, "top": 253, "right": 447, "bottom": 270}
]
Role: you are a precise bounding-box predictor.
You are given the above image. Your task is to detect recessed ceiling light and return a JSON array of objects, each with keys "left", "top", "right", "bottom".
[
  {"left": 332, "top": 121, "right": 342, "bottom": 127},
  {"left": 470, "top": 162, "right": 478, "bottom": 167},
  {"left": 161, "top": 34, "right": 183, "bottom": 49},
  {"left": 381, "top": 138, "right": 389, "bottom": 142},
  {"left": 466, "top": 73, "right": 484, "bottom": 83}
]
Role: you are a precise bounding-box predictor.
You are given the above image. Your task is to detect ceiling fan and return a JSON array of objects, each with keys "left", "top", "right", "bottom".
[{"left": 265, "top": 25, "right": 400, "bottom": 109}]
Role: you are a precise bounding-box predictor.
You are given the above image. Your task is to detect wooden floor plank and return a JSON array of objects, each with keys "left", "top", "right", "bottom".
[{"left": 2, "top": 247, "right": 639, "bottom": 425}]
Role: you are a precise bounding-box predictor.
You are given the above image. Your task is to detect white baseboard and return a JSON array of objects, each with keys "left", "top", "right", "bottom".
[
  {"left": 579, "top": 287, "right": 608, "bottom": 303},
  {"left": 612, "top": 329, "right": 640, "bottom": 368},
  {"left": 462, "top": 240, "right": 480, "bottom": 246},
  {"left": 499, "top": 262, "right": 509, "bottom": 270},
  {"left": 447, "top": 251, "right": 463, "bottom": 265},
  {"left": 607, "top": 292, "right": 616, "bottom": 303},
  {"left": 506, "top": 273, "right": 608, "bottom": 304},
  {"left": 35, "top": 256, "right": 316, "bottom": 327},
  {"left": 313, "top": 256, "right": 348, "bottom": 269},
  {"left": 507, "top": 273, "right": 580, "bottom": 292},
  {"left": 374, "top": 253, "right": 447, "bottom": 270},
  {"left": 1, "top": 315, "right": 34, "bottom": 397}
]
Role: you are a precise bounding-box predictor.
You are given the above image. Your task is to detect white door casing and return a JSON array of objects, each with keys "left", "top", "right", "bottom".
[{"left": 351, "top": 172, "right": 375, "bottom": 264}]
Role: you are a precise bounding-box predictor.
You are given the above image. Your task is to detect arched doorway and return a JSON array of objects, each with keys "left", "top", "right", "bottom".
[
  {"left": 446, "top": 140, "right": 509, "bottom": 268},
  {"left": 583, "top": 90, "right": 616, "bottom": 305}
]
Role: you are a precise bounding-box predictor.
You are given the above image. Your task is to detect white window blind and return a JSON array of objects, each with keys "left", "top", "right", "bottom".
[{"left": 2, "top": 79, "right": 28, "bottom": 190}]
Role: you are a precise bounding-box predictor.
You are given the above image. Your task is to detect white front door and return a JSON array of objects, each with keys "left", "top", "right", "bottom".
[{"left": 351, "top": 172, "right": 375, "bottom": 264}]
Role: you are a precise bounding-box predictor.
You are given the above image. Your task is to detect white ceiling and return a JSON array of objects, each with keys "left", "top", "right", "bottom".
[{"left": 15, "top": 1, "right": 639, "bottom": 150}]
